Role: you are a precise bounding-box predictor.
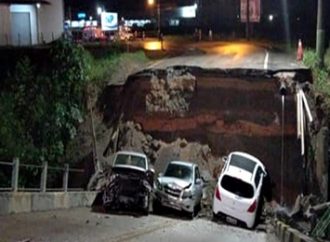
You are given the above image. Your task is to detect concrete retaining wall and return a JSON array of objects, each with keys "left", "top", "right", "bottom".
[
  {"left": 0, "top": 191, "right": 97, "bottom": 215},
  {"left": 274, "top": 220, "right": 314, "bottom": 242}
]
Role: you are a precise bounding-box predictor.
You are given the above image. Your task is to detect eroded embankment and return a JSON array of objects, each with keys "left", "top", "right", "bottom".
[{"left": 99, "top": 67, "right": 305, "bottom": 204}]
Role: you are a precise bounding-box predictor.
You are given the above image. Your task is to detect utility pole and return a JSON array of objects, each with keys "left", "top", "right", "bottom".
[
  {"left": 245, "top": 0, "right": 250, "bottom": 40},
  {"left": 316, "top": 0, "right": 325, "bottom": 67},
  {"left": 157, "top": 1, "right": 161, "bottom": 37}
]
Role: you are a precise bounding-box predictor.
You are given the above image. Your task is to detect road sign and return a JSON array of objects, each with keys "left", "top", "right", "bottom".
[
  {"left": 101, "top": 12, "right": 118, "bottom": 31},
  {"left": 240, "top": 0, "right": 260, "bottom": 23}
]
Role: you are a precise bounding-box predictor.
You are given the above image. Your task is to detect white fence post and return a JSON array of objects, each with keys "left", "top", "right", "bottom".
[
  {"left": 63, "top": 164, "right": 69, "bottom": 192},
  {"left": 11, "top": 157, "right": 19, "bottom": 192},
  {"left": 40, "top": 161, "right": 48, "bottom": 192}
]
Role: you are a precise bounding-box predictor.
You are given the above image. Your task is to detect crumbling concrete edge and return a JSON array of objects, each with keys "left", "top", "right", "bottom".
[
  {"left": 274, "top": 219, "right": 315, "bottom": 242},
  {"left": 0, "top": 191, "right": 97, "bottom": 216}
]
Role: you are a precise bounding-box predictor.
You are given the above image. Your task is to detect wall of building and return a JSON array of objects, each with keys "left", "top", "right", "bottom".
[
  {"left": 10, "top": 4, "right": 38, "bottom": 45},
  {"left": 39, "top": 0, "right": 64, "bottom": 43},
  {"left": 0, "top": 5, "right": 11, "bottom": 45}
]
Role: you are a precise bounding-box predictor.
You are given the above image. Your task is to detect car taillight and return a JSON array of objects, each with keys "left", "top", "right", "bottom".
[
  {"left": 247, "top": 200, "right": 257, "bottom": 213},
  {"left": 215, "top": 186, "right": 221, "bottom": 201}
]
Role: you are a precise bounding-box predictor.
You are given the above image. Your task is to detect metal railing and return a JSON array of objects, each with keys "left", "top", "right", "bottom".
[
  {"left": 0, "top": 32, "right": 61, "bottom": 46},
  {"left": 0, "top": 158, "right": 84, "bottom": 192}
]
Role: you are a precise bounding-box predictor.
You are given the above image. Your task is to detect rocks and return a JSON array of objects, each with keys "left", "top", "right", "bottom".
[{"left": 146, "top": 68, "right": 196, "bottom": 116}]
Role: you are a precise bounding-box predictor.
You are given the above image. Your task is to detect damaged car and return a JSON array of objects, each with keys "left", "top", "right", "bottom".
[
  {"left": 213, "top": 151, "right": 267, "bottom": 228},
  {"left": 154, "top": 161, "right": 203, "bottom": 218},
  {"left": 102, "top": 151, "right": 154, "bottom": 214}
]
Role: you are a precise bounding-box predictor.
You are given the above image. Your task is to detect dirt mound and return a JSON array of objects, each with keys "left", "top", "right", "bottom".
[{"left": 146, "top": 68, "right": 196, "bottom": 116}]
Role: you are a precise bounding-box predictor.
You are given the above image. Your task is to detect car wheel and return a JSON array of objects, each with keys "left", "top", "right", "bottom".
[
  {"left": 153, "top": 199, "right": 161, "bottom": 214},
  {"left": 142, "top": 195, "right": 150, "bottom": 215},
  {"left": 212, "top": 212, "right": 219, "bottom": 222}
]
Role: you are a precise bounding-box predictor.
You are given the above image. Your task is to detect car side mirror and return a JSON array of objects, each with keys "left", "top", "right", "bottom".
[
  {"left": 222, "top": 156, "right": 228, "bottom": 163},
  {"left": 195, "top": 178, "right": 202, "bottom": 185},
  {"left": 158, "top": 172, "right": 163, "bottom": 177},
  {"left": 149, "top": 168, "right": 155, "bottom": 174}
]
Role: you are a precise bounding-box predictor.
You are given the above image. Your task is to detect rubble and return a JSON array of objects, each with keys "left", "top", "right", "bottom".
[
  {"left": 146, "top": 68, "right": 196, "bottom": 116},
  {"left": 275, "top": 193, "right": 328, "bottom": 238}
]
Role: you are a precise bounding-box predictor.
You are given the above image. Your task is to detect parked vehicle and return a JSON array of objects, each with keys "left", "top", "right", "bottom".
[
  {"left": 102, "top": 151, "right": 154, "bottom": 214},
  {"left": 82, "top": 26, "right": 106, "bottom": 42},
  {"left": 154, "top": 161, "right": 203, "bottom": 218},
  {"left": 212, "top": 151, "right": 267, "bottom": 228}
]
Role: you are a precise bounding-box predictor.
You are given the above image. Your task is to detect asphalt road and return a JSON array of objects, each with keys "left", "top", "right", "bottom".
[
  {"left": 0, "top": 207, "right": 279, "bottom": 242},
  {"left": 145, "top": 40, "right": 306, "bottom": 71}
]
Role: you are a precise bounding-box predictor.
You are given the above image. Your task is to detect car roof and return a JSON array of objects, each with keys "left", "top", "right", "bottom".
[
  {"left": 169, "top": 161, "right": 195, "bottom": 168},
  {"left": 229, "top": 151, "right": 265, "bottom": 171},
  {"left": 115, "top": 151, "right": 147, "bottom": 159}
]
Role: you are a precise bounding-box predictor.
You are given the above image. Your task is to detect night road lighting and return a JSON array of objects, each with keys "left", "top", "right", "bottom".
[
  {"left": 97, "top": 7, "right": 103, "bottom": 15},
  {"left": 268, "top": 14, "right": 274, "bottom": 22}
]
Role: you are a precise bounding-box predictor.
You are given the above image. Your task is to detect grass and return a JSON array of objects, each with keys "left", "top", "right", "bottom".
[
  {"left": 85, "top": 50, "right": 149, "bottom": 88},
  {"left": 303, "top": 48, "right": 330, "bottom": 102}
]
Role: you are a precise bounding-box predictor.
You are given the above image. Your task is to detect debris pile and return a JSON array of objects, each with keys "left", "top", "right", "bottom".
[
  {"left": 146, "top": 68, "right": 196, "bottom": 116},
  {"left": 89, "top": 120, "right": 222, "bottom": 192},
  {"left": 275, "top": 194, "right": 330, "bottom": 238}
]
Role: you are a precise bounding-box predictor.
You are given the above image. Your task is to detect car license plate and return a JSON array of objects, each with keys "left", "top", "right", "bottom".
[{"left": 226, "top": 216, "right": 237, "bottom": 225}]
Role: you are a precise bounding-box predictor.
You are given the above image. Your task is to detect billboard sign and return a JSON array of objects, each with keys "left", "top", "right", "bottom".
[
  {"left": 77, "top": 12, "right": 86, "bottom": 19},
  {"left": 240, "top": 0, "right": 260, "bottom": 23},
  {"left": 101, "top": 12, "right": 118, "bottom": 31}
]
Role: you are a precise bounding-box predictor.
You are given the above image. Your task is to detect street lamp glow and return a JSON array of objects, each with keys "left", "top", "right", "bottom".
[
  {"left": 97, "top": 6, "right": 103, "bottom": 15},
  {"left": 148, "top": 0, "right": 155, "bottom": 5},
  {"left": 36, "top": 2, "right": 41, "bottom": 9},
  {"left": 268, "top": 14, "right": 274, "bottom": 22}
]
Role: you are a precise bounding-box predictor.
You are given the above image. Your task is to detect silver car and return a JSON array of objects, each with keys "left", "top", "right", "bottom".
[{"left": 154, "top": 161, "right": 203, "bottom": 218}]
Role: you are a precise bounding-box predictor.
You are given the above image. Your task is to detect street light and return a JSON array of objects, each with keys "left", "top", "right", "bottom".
[
  {"left": 268, "top": 14, "right": 274, "bottom": 22},
  {"left": 97, "top": 6, "right": 103, "bottom": 15},
  {"left": 36, "top": 3, "right": 41, "bottom": 43},
  {"left": 147, "top": 0, "right": 160, "bottom": 36}
]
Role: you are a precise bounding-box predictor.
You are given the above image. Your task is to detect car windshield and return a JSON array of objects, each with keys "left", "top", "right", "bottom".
[
  {"left": 230, "top": 154, "right": 256, "bottom": 173},
  {"left": 114, "top": 154, "right": 146, "bottom": 169},
  {"left": 164, "top": 163, "right": 193, "bottom": 181},
  {"left": 221, "top": 175, "right": 254, "bottom": 198}
]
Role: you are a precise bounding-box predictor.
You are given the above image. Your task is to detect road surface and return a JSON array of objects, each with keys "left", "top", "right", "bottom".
[
  {"left": 145, "top": 40, "right": 306, "bottom": 71},
  {"left": 0, "top": 208, "right": 279, "bottom": 242}
]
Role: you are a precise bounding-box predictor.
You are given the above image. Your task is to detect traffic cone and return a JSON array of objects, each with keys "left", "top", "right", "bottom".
[{"left": 297, "top": 39, "right": 304, "bottom": 61}]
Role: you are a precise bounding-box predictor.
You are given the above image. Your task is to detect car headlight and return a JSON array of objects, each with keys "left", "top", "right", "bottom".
[
  {"left": 181, "top": 190, "right": 193, "bottom": 199},
  {"left": 155, "top": 179, "right": 163, "bottom": 190}
]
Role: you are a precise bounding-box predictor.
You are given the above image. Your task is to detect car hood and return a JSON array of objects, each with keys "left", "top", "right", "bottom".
[{"left": 158, "top": 177, "right": 191, "bottom": 189}]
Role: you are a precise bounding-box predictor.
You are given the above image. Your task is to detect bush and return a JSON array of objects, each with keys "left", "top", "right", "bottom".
[{"left": 0, "top": 39, "right": 88, "bottom": 163}]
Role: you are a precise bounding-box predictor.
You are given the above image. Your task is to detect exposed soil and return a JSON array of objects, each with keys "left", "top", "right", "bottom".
[{"left": 97, "top": 67, "right": 310, "bottom": 204}]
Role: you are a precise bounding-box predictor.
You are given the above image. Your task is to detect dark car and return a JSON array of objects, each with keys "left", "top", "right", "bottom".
[{"left": 102, "top": 151, "right": 154, "bottom": 214}]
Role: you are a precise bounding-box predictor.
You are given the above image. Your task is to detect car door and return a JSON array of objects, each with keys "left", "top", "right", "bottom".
[{"left": 254, "top": 166, "right": 264, "bottom": 202}]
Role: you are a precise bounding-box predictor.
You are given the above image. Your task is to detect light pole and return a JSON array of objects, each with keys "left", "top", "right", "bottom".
[
  {"left": 36, "top": 2, "right": 41, "bottom": 44},
  {"left": 148, "top": 0, "right": 160, "bottom": 36},
  {"left": 246, "top": 0, "right": 250, "bottom": 40}
]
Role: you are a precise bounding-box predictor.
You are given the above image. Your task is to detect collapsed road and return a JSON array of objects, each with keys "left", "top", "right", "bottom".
[{"left": 96, "top": 67, "right": 314, "bottom": 205}]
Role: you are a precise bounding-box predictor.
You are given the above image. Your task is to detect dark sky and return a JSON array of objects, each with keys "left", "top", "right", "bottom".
[{"left": 64, "top": 0, "right": 196, "bottom": 17}]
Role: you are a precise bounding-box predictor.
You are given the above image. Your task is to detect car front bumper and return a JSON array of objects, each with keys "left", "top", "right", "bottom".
[
  {"left": 213, "top": 197, "right": 256, "bottom": 228},
  {"left": 155, "top": 190, "right": 195, "bottom": 213}
]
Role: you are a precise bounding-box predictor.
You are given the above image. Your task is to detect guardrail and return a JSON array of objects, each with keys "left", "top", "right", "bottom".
[{"left": 0, "top": 158, "right": 84, "bottom": 192}]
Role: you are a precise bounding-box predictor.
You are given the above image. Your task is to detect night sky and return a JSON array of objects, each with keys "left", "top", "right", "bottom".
[{"left": 63, "top": 0, "right": 329, "bottom": 44}]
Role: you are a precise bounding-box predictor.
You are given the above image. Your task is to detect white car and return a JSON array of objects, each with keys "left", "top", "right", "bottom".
[
  {"left": 213, "top": 151, "right": 267, "bottom": 228},
  {"left": 154, "top": 161, "right": 203, "bottom": 218}
]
